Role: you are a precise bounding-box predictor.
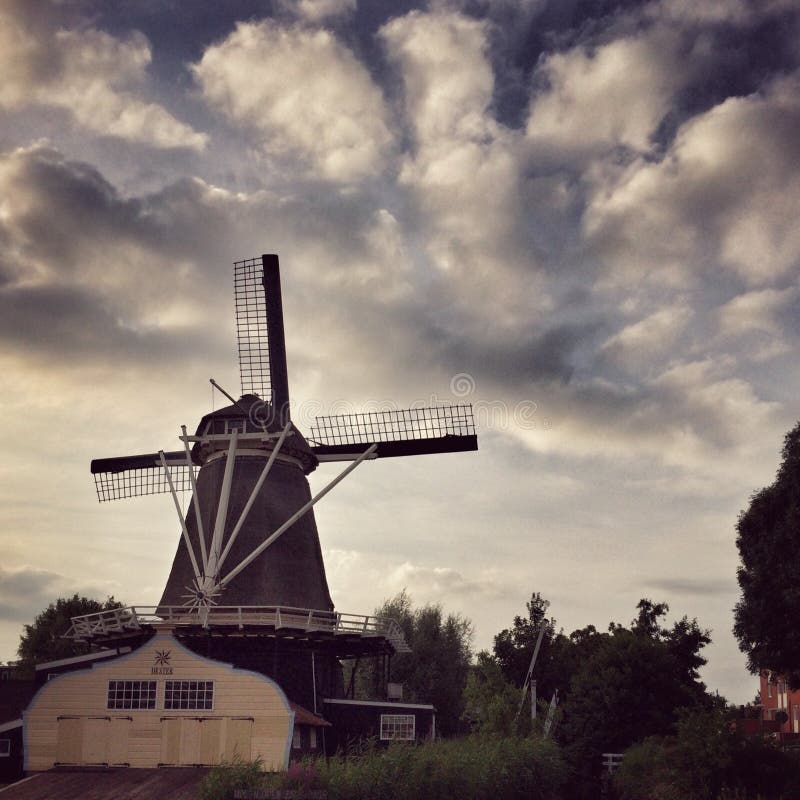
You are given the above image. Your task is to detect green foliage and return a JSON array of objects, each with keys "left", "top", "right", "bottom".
[
  {"left": 199, "top": 755, "right": 265, "bottom": 800},
  {"left": 318, "top": 735, "right": 567, "bottom": 800},
  {"left": 559, "top": 626, "right": 706, "bottom": 767},
  {"left": 615, "top": 708, "right": 800, "bottom": 800},
  {"left": 17, "top": 594, "right": 123, "bottom": 671},
  {"left": 615, "top": 708, "right": 735, "bottom": 800},
  {"left": 489, "top": 593, "right": 712, "bottom": 799},
  {"left": 462, "top": 651, "right": 527, "bottom": 736},
  {"left": 734, "top": 421, "right": 800, "bottom": 686},
  {"left": 493, "top": 592, "right": 565, "bottom": 706},
  {"left": 345, "top": 590, "right": 473, "bottom": 736},
  {"left": 199, "top": 738, "right": 567, "bottom": 800}
]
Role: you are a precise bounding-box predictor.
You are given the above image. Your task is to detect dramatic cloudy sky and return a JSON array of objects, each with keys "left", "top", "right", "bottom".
[{"left": 1, "top": 0, "right": 799, "bottom": 703}]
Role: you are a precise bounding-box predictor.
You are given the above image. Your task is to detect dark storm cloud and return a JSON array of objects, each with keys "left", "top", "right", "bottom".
[
  {"left": 420, "top": 313, "right": 608, "bottom": 386},
  {"left": 0, "top": 144, "right": 415, "bottom": 370},
  {"left": 0, "top": 146, "right": 149, "bottom": 267},
  {"left": 0, "top": 567, "right": 64, "bottom": 623},
  {"left": 0, "top": 282, "right": 222, "bottom": 365},
  {"left": 0, "top": 566, "right": 113, "bottom": 626},
  {"left": 643, "top": 577, "right": 733, "bottom": 598}
]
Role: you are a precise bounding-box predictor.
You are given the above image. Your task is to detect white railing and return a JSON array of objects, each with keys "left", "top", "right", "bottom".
[{"left": 66, "top": 605, "right": 410, "bottom": 652}]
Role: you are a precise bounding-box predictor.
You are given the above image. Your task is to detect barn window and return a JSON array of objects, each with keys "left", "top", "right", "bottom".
[
  {"left": 164, "top": 680, "right": 214, "bottom": 710},
  {"left": 292, "top": 728, "right": 302, "bottom": 749},
  {"left": 107, "top": 680, "right": 157, "bottom": 710},
  {"left": 0, "top": 739, "right": 9, "bottom": 757},
  {"left": 380, "top": 714, "right": 415, "bottom": 741},
  {"left": 309, "top": 728, "right": 317, "bottom": 749}
]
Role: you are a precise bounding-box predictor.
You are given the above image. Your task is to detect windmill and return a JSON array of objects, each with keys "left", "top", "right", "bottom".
[{"left": 84, "top": 254, "right": 477, "bottom": 704}]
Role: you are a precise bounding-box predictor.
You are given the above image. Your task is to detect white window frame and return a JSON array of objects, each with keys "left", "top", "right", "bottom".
[
  {"left": 380, "top": 714, "right": 415, "bottom": 741},
  {"left": 107, "top": 680, "right": 157, "bottom": 710},
  {"left": 292, "top": 728, "right": 302, "bottom": 749},
  {"left": 163, "top": 680, "right": 215, "bottom": 711},
  {"left": 309, "top": 728, "right": 317, "bottom": 749},
  {"left": 0, "top": 739, "right": 9, "bottom": 757}
]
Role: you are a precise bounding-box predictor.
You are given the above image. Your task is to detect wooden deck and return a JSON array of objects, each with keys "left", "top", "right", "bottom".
[{"left": 0, "top": 767, "right": 211, "bottom": 799}]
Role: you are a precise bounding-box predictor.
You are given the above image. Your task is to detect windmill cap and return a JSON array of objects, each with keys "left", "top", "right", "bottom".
[{"left": 192, "top": 394, "right": 318, "bottom": 473}]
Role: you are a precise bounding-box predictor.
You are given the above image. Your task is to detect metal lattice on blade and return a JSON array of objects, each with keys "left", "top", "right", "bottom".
[
  {"left": 93, "top": 466, "right": 197, "bottom": 502},
  {"left": 235, "top": 256, "right": 271, "bottom": 400},
  {"left": 309, "top": 405, "right": 477, "bottom": 459}
]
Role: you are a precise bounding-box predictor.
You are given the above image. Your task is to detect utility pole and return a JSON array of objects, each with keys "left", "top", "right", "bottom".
[{"left": 516, "top": 622, "right": 548, "bottom": 720}]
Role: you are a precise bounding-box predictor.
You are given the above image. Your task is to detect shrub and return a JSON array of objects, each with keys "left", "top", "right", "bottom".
[
  {"left": 199, "top": 755, "right": 266, "bottom": 800},
  {"left": 614, "top": 707, "right": 800, "bottom": 800},
  {"left": 318, "top": 735, "right": 567, "bottom": 800},
  {"left": 199, "top": 735, "right": 567, "bottom": 800}
]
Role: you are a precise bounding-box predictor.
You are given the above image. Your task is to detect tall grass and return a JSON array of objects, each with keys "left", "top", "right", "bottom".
[
  {"left": 316, "top": 736, "right": 565, "bottom": 800},
  {"left": 200, "top": 735, "right": 568, "bottom": 800}
]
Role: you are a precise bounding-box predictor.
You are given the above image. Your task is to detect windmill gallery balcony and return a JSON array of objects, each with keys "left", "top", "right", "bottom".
[{"left": 65, "top": 605, "right": 410, "bottom": 654}]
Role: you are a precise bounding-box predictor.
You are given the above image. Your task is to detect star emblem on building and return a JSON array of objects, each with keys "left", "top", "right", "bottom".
[{"left": 154, "top": 649, "right": 171, "bottom": 666}]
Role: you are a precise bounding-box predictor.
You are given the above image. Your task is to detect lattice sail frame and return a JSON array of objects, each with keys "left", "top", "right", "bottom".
[
  {"left": 93, "top": 466, "right": 197, "bottom": 502},
  {"left": 310, "top": 405, "right": 475, "bottom": 446},
  {"left": 91, "top": 452, "right": 197, "bottom": 502},
  {"left": 235, "top": 256, "right": 271, "bottom": 400}
]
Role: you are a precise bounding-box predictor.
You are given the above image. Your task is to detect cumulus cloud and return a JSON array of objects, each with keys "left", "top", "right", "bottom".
[
  {"left": 526, "top": 30, "right": 686, "bottom": 160},
  {"left": 194, "top": 21, "right": 393, "bottom": 182},
  {"left": 583, "top": 71, "right": 800, "bottom": 286},
  {"left": 0, "top": 8, "right": 206, "bottom": 150},
  {"left": 387, "top": 562, "right": 506, "bottom": 600},
  {"left": 380, "top": 10, "right": 544, "bottom": 325},
  {"left": 602, "top": 305, "right": 694, "bottom": 371},
  {"left": 718, "top": 287, "right": 797, "bottom": 336},
  {"left": 716, "top": 286, "right": 798, "bottom": 360}
]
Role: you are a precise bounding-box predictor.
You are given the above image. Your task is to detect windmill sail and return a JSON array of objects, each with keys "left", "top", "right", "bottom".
[
  {"left": 310, "top": 405, "right": 477, "bottom": 460},
  {"left": 91, "top": 452, "right": 196, "bottom": 501},
  {"left": 235, "top": 254, "right": 290, "bottom": 423}
]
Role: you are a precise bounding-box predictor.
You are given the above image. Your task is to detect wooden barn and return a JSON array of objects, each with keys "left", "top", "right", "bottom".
[{"left": 24, "top": 632, "right": 293, "bottom": 771}]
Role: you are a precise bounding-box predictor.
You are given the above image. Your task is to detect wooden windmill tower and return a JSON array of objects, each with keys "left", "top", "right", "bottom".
[{"left": 80, "top": 254, "right": 477, "bottom": 709}]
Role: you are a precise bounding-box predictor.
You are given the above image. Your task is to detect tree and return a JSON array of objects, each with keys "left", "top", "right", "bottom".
[
  {"left": 462, "top": 651, "right": 526, "bottom": 737},
  {"left": 554, "top": 599, "right": 710, "bottom": 800},
  {"left": 493, "top": 591, "right": 563, "bottom": 706},
  {"left": 734, "top": 421, "right": 800, "bottom": 686},
  {"left": 17, "top": 594, "right": 123, "bottom": 671},
  {"left": 347, "top": 590, "right": 473, "bottom": 736}
]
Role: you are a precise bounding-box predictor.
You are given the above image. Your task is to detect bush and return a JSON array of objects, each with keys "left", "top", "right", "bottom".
[
  {"left": 199, "top": 736, "right": 567, "bottom": 800},
  {"left": 199, "top": 755, "right": 265, "bottom": 800},
  {"left": 614, "top": 708, "right": 800, "bottom": 800},
  {"left": 318, "top": 735, "right": 567, "bottom": 800}
]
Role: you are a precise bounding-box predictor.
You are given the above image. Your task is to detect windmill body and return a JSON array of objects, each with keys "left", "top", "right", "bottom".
[{"left": 158, "top": 397, "right": 333, "bottom": 611}]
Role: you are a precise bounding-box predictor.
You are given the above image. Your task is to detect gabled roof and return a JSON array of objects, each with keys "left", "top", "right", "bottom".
[{"left": 289, "top": 701, "right": 331, "bottom": 727}]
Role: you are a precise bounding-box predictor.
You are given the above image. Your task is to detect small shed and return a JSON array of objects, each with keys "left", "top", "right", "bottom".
[
  {"left": 0, "top": 679, "right": 37, "bottom": 784},
  {"left": 23, "top": 631, "right": 293, "bottom": 771},
  {"left": 321, "top": 698, "right": 435, "bottom": 753},
  {"left": 288, "top": 702, "right": 331, "bottom": 760}
]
